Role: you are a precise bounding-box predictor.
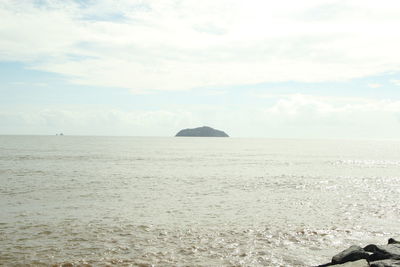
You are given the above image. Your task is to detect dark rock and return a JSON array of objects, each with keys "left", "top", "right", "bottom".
[
  {"left": 332, "top": 246, "right": 370, "bottom": 264},
  {"left": 389, "top": 239, "right": 400, "bottom": 245},
  {"left": 366, "top": 244, "right": 400, "bottom": 261},
  {"left": 365, "top": 244, "right": 391, "bottom": 262},
  {"left": 369, "top": 251, "right": 393, "bottom": 262},
  {"left": 319, "top": 238, "right": 400, "bottom": 267},
  {"left": 175, "top": 126, "right": 229, "bottom": 137},
  {"left": 370, "top": 259, "right": 400, "bottom": 267},
  {"left": 365, "top": 244, "right": 380, "bottom": 252},
  {"left": 317, "top": 260, "right": 369, "bottom": 267},
  {"left": 337, "top": 260, "right": 369, "bottom": 267}
]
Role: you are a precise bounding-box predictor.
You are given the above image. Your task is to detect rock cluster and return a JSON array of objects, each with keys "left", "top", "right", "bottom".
[{"left": 317, "top": 238, "right": 400, "bottom": 267}]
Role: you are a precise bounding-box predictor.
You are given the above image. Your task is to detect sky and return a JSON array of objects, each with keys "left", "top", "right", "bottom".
[{"left": 1, "top": 0, "right": 400, "bottom": 138}]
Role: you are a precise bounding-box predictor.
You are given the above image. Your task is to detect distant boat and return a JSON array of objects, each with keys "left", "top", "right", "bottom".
[{"left": 56, "top": 133, "right": 64, "bottom": 136}]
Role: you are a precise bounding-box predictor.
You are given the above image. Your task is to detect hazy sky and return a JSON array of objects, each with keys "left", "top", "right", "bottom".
[{"left": 2, "top": 0, "right": 400, "bottom": 138}]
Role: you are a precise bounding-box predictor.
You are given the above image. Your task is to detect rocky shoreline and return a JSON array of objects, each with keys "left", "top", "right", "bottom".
[{"left": 317, "top": 238, "right": 400, "bottom": 267}]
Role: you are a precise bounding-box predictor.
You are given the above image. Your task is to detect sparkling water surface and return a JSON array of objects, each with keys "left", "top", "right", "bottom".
[{"left": 1, "top": 136, "right": 400, "bottom": 266}]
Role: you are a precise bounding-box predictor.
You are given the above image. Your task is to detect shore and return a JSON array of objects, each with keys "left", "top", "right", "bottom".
[{"left": 317, "top": 238, "right": 400, "bottom": 267}]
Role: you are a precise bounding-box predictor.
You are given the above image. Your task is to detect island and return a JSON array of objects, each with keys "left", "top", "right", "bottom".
[{"left": 175, "top": 126, "right": 229, "bottom": 137}]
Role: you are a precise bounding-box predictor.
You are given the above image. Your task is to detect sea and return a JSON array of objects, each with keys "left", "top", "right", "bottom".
[{"left": 1, "top": 136, "right": 400, "bottom": 267}]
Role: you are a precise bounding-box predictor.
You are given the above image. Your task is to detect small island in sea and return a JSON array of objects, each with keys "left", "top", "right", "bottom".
[{"left": 175, "top": 126, "right": 229, "bottom": 137}]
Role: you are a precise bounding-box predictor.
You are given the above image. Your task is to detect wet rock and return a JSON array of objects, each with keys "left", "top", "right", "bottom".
[
  {"left": 365, "top": 244, "right": 380, "bottom": 252},
  {"left": 389, "top": 239, "right": 400, "bottom": 245},
  {"left": 319, "top": 238, "right": 400, "bottom": 267},
  {"left": 365, "top": 244, "right": 400, "bottom": 261},
  {"left": 370, "top": 259, "right": 400, "bottom": 267},
  {"left": 332, "top": 245, "right": 370, "bottom": 264},
  {"left": 316, "top": 260, "right": 369, "bottom": 267},
  {"left": 337, "top": 259, "right": 369, "bottom": 267}
]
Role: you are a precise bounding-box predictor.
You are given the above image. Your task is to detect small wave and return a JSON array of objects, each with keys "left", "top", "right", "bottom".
[{"left": 331, "top": 159, "right": 400, "bottom": 167}]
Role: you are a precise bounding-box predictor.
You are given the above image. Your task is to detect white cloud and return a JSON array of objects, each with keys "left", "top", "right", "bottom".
[
  {"left": 2, "top": 94, "right": 400, "bottom": 138},
  {"left": 264, "top": 94, "right": 400, "bottom": 115},
  {"left": 251, "top": 94, "right": 400, "bottom": 138},
  {"left": 2, "top": 0, "right": 400, "bottom": 91},
  {"left": 0, "top": 107, "right": 201, "bottom": 136},
  {"left": 391, "top": 79, "right": 400, "bottom": 86},
  {"left": 368, "top": 83, "right": 382, "bottom": 88}
]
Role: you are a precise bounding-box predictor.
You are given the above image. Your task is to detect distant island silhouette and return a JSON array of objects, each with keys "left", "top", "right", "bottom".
[{"left": 175, "top": 126, "right": 229, "bottom": 137}]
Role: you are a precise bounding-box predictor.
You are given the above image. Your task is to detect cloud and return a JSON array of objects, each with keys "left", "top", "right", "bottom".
[
  {"left": 391, "top": 79, "right": 400, "bottom": 86},
  {"left": 0, "top": 107, "right": 201, "bottom": 136},
  {"left": 2, "top": 0, "right": 400, "bottom": 91},
  {"left": 2, "top": 94, "right": 400, "bottom": 138},
  {"left": 250, "top": 94, "right": 400, "bottom": 138},
  {"left": 9, "top": 81, "right": 48, "bottom": 87},
  {"left": 368, "top": 83, "right": 382, "bottom": 88},
  {"left": 264, "top": 94, "right": 400, "bottom": 115}
]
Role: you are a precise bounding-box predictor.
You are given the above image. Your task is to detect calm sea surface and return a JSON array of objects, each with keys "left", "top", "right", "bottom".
[{"left": 1, "top": 136, "right": 400, "bottom": 266}]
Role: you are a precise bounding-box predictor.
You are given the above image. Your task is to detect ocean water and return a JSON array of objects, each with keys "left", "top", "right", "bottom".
[{"left": 1, "top": 136, "right": 400, "bottom": 266}]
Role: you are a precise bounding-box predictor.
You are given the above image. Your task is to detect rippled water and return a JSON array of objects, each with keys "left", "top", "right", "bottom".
[{"left": 1, "top": 136, "right": 400, "bottom": 266}]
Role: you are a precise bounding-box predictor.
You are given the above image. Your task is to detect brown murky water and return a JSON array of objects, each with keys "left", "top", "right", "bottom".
[{"left": 1, "top": 136, "right": 400, "bottom": 266}]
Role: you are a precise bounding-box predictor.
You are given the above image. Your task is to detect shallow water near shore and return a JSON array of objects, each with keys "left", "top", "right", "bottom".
[{"left": 1, "top": 136, "right": 400, "bottom": 266}]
